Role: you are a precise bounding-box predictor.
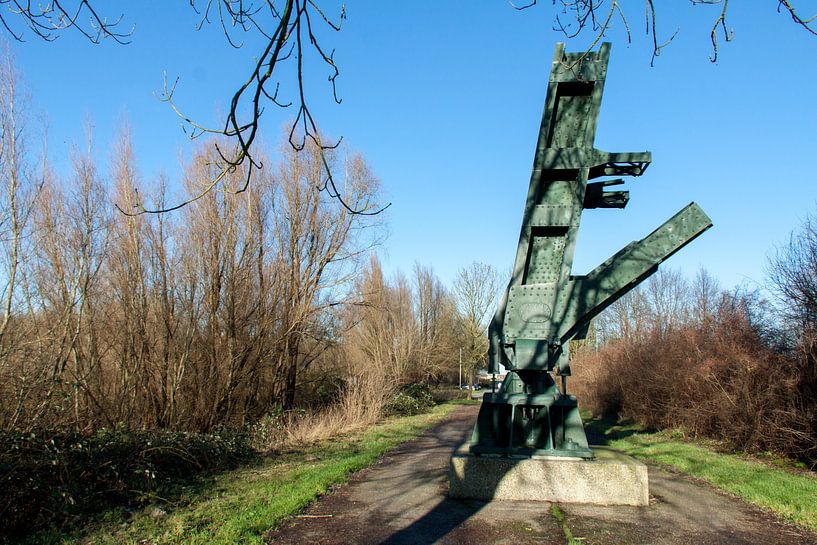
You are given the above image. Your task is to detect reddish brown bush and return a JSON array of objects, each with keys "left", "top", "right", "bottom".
[{"left": 573, "top": 296, "right": 817, "bottom": 467}]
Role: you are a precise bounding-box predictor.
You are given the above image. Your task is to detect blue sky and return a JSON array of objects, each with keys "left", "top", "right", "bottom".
[{"left": 7, "top": 2, "right": 817, "bottom": 290}]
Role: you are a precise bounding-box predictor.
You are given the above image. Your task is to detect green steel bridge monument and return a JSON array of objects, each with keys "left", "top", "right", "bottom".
[{"left": 450, "top": 43, "right": 711, "bottom": 504}]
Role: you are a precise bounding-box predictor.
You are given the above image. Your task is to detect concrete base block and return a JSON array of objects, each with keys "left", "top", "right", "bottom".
[{"left": 448, "top": 445, "right": 649, "bottom": 506}]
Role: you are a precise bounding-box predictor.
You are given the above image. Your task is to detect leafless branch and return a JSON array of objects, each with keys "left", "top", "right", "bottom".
[
  {"left": 0, "top": 1, "right": 132, "bottom": 43},
  {"left": 777, "top": 0, "right": 817, "bottom": 35},
  {"left": 707, "top": 0, "right": 733, "bottom": 62},
  {"left": 645, "top": 0, "right": 677, "bottom": 66},
  {"left": 127, "top": 1, "right": 387, "bottom": 216},
  {"left": 539, "top": 1, "right": 814, "bottom": 65},
  {"left": 508, "top": 0, "right": 537, "bottom": 10}
]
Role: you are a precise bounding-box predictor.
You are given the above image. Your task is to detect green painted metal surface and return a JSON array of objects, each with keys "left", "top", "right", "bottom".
[{"left": 470, "top": 43, "right": 712, "bottom": 459}]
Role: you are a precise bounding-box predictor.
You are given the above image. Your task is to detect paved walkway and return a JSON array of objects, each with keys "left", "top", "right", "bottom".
[{"left": 266, "top": 405, "right": 817, "bottom": 545}]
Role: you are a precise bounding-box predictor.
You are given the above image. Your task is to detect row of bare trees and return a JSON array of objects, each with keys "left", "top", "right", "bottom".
[
  {"left": 0, "top": 135, "right": 383, "bottom": 432},
  {"left": 339, "top": 258, "right": 499, "bottom": 389},
  {"left": 0, "top": 52, "right": 503, "bottom": 433},
  {"left": 0, "top": 49, "right": 387, "bottom": 431}
]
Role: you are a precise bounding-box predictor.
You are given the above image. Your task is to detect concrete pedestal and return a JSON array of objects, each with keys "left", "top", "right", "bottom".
[{"left": 448, "top": 445, "right": 649, "bottom": 506}]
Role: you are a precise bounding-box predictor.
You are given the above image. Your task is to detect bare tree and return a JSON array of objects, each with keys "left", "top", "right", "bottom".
[
  {"left": 691, "top": 266, "right": 721, "bottom": 328},
  {"left": 452, "top": 262, "right": 501, "bottom": 386},
  {"left": 343, "top": 257, "right": 460, "bottom": 387},
  {"left": 768, "top": 210, "right": 817, "bottom": 359},
  {"left": 344, "top": 255, "right": 418, "bottom": 387},
  {"left": 24, "top": 126, "right": 111, "bottom": 431},
  {"left": 269, "top": 139, "right": 383, "bottom": 408},
  {"left": 411, "top": 263, "right": 459, "bottom": 382},
  {"left": 595, "top": 285, "right": 649, "bottom": 343},
  {"left": 0, "top": 46, "right": 46, "bottom": 429},
  {"left": 645, "top": 267, "right": 689, "bottom": 336},
  {"left": 0, "top": 45, "right": 38, "bottom": 346},
  {"left": 453, "top": 262, "right": 501, "bottom": 331}
]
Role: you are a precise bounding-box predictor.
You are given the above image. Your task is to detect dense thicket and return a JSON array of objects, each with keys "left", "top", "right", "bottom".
[
  {"left": 573, "top": 266, "right": 817, "bottom": 467},
  {"left": 0, "top": 54, "right": 499, "bottom": 435}
]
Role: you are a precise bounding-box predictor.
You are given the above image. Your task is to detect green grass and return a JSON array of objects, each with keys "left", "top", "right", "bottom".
[
  {"left": 445, "top": 397, "right": 481, "bottom": 405},
  {"left": 550, "top": 504, "right": 585, "bottom": 545},
  {"left": 588, "top": 418, "right": 817, "bottom": 532},
  {"left": 34, "top": 404, "right": 460, "bottom": 545}
]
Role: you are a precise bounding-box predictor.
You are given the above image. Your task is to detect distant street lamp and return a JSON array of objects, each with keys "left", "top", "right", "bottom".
[{"left": 458, "top": 348, "right": 462, "bottom": 390}]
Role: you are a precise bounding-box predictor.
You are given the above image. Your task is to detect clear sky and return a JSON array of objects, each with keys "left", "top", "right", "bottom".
[{"left": 6, "top": 2, "right": 817, "bottom": 291}]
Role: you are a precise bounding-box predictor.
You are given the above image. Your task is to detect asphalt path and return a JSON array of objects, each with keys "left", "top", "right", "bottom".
[{"left": 266, "top": 405, "right": 817, "bottom": 545}]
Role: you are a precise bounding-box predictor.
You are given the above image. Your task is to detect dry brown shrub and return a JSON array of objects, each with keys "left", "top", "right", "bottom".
[
  {"left": 277, "top": 371, "right": 395, "bottom": 448},
  {"left": 573, "top": 302, "right": 817, "bottom": 465}
]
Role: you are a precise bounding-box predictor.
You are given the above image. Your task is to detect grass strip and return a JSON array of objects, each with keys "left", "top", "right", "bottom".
[
  {"left": 550, "top": 504, "right": 585, "bottom": 545},
  {"left": 595, "top": 422, "right": 817, "bottom": 532},
  {"left": 445, "top": 397, "right": 481, "bottom": 405},
  {"left": 41, "top": 404, "right": 460, "bottom": 545}
]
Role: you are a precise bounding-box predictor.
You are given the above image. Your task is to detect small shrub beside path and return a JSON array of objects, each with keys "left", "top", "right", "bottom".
[{"left": 36, "top": 403, "right": 460, "bottom": 545}]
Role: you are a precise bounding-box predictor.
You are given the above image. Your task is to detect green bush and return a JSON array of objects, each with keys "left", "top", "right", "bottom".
[
  {"left": 0, "top": 428, "right": 257, "bottom": 540},
  {"left": 384, "top": 383, "right": 435, "bottom": 417}
]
